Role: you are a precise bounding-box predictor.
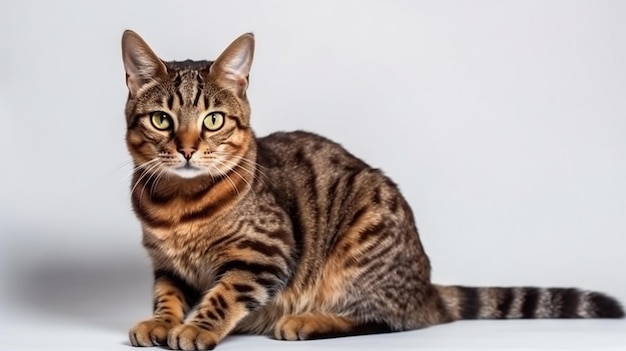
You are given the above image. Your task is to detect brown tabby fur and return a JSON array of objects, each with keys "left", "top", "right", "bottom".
[{"left": 121, "top": 30, "right": 623, "bottom": 350}]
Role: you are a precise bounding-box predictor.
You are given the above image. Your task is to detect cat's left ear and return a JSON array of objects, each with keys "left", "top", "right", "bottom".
[{"left": 208, "top": 33, "right": 255, "bottom": 98}]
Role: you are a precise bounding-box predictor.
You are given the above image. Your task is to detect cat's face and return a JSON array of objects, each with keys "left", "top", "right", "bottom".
[{"left": 122, "top": 31, "right": 254, "bottom": 180}]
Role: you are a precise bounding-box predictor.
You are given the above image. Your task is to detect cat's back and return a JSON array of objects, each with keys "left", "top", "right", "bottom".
[
  {"left": 254, "top": 130, "right": 407, "bottom": 244},
  {"left": 256, "top": 130, "right": 373, "bottom": 189}
]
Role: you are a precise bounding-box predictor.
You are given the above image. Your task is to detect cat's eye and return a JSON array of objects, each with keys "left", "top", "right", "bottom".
[
  {"left": 203, "top": 112, "right": 225, "bottom": 131},
  {"left": 150, "top": 111, "right": 173, "bottom": 130}
]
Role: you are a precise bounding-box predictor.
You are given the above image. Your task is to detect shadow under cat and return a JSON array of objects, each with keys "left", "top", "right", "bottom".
[{"left": 1, "top": 225, "right": 152, "bottom": 332}]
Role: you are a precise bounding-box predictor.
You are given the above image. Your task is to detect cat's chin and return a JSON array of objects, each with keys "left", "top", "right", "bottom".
[{"left": 169, "top": 166, "right": 208, "bottom": 179}]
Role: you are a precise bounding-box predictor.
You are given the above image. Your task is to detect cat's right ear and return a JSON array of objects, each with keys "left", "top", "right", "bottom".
[{"left": 121, "top": 30, "right": 168, "bottom": 96}]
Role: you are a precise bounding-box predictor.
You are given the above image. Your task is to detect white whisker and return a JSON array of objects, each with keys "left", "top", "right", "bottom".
[
  {"left": 115, "top": 158, "right": 161, "bottom": 185},
  {"left": 140, "top": 162, "right": 166, "bottom": 204},
  {"left": 131, "top": 160, "right": 162, "bottom": 198},
  {"left": 211, "top": 151, "right": 270, "bottom": 186},
  {"left": 150, "top": 166, "right": 170, "bottom": 199},
  {"left": 107, "top": 159, "right": 135, "bottom": 179},
  {"left": 209, "top": 162, "right": 240, "bottom": 196},
  {"left": 212, "top": 158, "right": 254, "bottom": 194}
]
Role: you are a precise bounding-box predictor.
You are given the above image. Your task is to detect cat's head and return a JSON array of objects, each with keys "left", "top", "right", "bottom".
[{"left": 122, "top": 30, "right": 254, "bottom": 180}]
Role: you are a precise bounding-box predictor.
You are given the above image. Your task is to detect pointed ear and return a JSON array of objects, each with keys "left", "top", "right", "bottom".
[
  {"left": 121, "top": 30, "right": 168, "bottom": 96},
  {"left": 208, "top": 33, "right": 255, "bottom": 97}
]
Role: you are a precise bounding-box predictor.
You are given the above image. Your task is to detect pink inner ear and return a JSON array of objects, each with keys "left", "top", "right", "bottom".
[
  {"left": 236, "top": 78, "right": 248, "bottom": 97},
  {"left": 126, "top": 73, "right": 139, "bottom": 94},
  {"left": 210, "top": 69, "right": 248, "bottom": 97}
]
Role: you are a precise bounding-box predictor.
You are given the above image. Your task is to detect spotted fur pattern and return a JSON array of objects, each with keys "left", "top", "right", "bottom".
[{"left": 121, "top": 30, "right": 624, "bottom": 350}]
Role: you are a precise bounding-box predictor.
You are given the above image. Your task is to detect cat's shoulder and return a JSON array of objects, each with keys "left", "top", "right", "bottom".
[
  {"left": 257, "top": 130, "right": 343, "bottom": 150},
  {"left": 256, "top": 130, "right": 371, "bottom": 171}
]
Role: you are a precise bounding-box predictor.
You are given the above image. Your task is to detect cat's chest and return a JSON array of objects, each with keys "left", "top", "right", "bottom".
[{"left": 145, "top": 223, "right": 219, "bottom": 291}]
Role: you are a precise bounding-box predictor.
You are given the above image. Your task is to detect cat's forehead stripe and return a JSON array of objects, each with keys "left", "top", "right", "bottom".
[
  {"left": 167, "top": 95, "right": 175, "bottom": 111},
  {"left": 193, "top": 73, "right": 203, "bottom": 107},
  {"left": 172, "top": 69, "right": 204, "bottom": 108}
]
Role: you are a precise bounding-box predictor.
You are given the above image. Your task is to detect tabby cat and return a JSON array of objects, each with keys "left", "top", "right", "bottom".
[{"left": 121, "top": 30, "right": 623, "bottom": 350}]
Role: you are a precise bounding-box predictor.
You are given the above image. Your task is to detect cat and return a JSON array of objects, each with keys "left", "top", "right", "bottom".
[{"left": 121, "top": 30, "right": 624, "bottom": 350}]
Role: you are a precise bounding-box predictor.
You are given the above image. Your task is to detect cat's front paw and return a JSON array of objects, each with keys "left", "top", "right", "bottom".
[
  {"left": 168, "top": 323, "right": 219, "bottom": 350},
  {"left": 129, "top": 318, "right": 177, "bottom": 347}
]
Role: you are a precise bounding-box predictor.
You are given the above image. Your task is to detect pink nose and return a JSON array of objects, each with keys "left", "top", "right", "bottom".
[{"left": 178, "top": 147, "right": 197, "bottom": 160}]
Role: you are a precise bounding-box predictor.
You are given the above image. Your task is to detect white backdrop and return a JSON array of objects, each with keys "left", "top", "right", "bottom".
[{"left": 1, "top": 1, "right": 625, "bottom": 350}]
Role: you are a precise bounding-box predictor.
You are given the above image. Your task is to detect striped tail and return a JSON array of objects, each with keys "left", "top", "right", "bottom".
[{"left": 435, "top": 285, "right": 624, "bottom": 320}]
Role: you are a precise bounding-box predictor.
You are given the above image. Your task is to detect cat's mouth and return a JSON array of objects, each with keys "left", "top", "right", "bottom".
[{"left": 170, "top": 162, "right": 206, "bottom": 179}]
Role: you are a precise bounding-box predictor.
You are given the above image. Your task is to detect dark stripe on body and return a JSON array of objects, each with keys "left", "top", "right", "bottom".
[
  {"left": 352, "top": 240, "right": 394, "bottom": 269},
  {"left": 237, "top": 239, "right": 285, "bottom": 258},
  {"left": 178, "top": 172, "right": 245, "bottom": 222},
  {"left": 358, "top": 220, "right": 386, "bottom": 243},
  {"left": 216, "top": 260, "right": 286, "bottom": 281},
  {"left": 326, "top": 168, "right": 363, "bottom": 250},
  {"left": 131, "top": 193, "right": 173, "bottom": 228},
  {"left": 209, "top": 232, "right": 244, "bottom": 251}
]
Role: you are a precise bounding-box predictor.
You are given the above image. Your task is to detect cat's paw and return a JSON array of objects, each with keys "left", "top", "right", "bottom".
[
  {"left": 274, "top": 314, "right": 321, "bottom": 341},
  {"left": 129, "top": 318, "right": 177, "bottom": 347},
  {"left": 274, "top": 313, "right": 355, "bottom": 341},
  {"left": 168, "top": 323, "right": 219, "bottom": 350}
]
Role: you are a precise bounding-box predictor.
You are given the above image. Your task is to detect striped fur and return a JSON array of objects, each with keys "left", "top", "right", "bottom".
[
  {"left": 121, "top": 30, "right": 623, "bottom": 350},
  {"left": 436, "top": 286, "right": 623, "bottom": 320}
]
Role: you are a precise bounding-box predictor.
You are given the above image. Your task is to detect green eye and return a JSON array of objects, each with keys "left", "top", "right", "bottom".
[
  {"left": 203, "top": 112, "right": 225, "bottom": 131},
  {"left": 150, "top": 111, "right": 172, "bottom": 130}
]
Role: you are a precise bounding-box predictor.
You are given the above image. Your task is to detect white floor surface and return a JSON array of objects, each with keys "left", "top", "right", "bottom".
[{"left": 2, "top": 316, "right": 625, "bottom": 350}]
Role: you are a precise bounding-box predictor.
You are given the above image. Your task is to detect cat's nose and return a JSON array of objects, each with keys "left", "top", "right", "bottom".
[{"left": 178, "top": 147, "right": 197, "bottom": 160}]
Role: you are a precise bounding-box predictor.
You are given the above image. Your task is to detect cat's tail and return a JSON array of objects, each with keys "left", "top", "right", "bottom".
[{"left": 433, "top": 285, "right": 624, "bottom": 320}]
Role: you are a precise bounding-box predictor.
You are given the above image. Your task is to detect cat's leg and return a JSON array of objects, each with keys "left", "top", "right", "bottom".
[
  {"left": 129, "top": 270, "right": 199, "bottom": 347},
  {"left": 274, "top": 313, "right": 390, "bottom": 340},
  {"left": 167, "top": 266, "right": 286, "bottom": 350}
]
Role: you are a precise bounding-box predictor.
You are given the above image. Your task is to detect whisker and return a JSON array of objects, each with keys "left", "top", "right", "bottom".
[
  {"left": 209, "top": 162, "right": 240, "bottom": 196},
  {"left": 123, "top": 159, "right": 160, "bottom": 180},
  {"left": 107, "top": 159, "right": 135, "bottom": 178},
  {"left": 140, "top": 162, "right": 165, "bottom": 204},
  {"left": 113, "top": 159, "right": 161, "bottom": 185},
  {"left": 150, "top": 166, "right": 170, "bottom": 199},
  {"left": 211, "top": 152, "right": 270, "bottom": 186},
  {"left": 235, "top": 159, "right": 270, "bottom": 184},
  {"left": 131, "top": 160, "right": 162, "bottom": 198},
  {"left": 213, "top": 158, "right": 254, "bottom": 194},
  {"left": 211, "top": 151, "right": 268, "bottom": 175}
]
